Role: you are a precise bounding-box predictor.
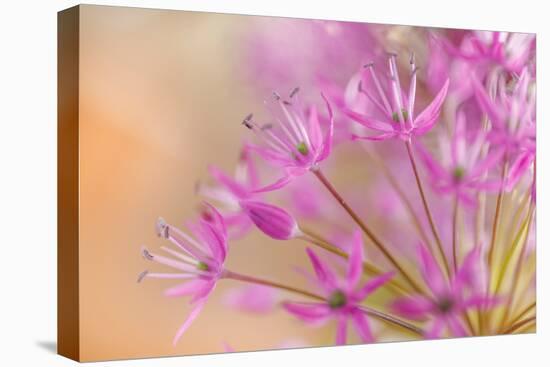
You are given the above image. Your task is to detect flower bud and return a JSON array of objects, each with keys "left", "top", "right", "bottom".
[{"left": 240, "top": 200, "right": 301, "bottom": 240}]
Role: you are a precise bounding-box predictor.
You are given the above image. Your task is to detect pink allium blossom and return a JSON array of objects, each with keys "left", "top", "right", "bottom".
[
  {"left": 283, "top": 231, "right": 394, "bottom": 344},
  {"left": 342, "top": 53, "right": 449, "bottom": 141},
  {"left": 472, "top": 68, "right": 535, "bottom": 190},
  {"left": 392, "top": 244, "right": 498, "bottom": 338},
  {"left": 139, "top": 204, "right": 228, "bottom": 344},
  {"left": 416, "top": 112, "right": 504, "bottom": 205},
  {"left": 243, "top": 88, "right": 334, "bottom": 192},
  {"left": 199, "top": 148, "right": 304, "bottom": 240},
  {"left": 442, "top": 31, "right": 535, "bottom": 73},
  {"left": 198, "top": 146, "right": 259, "bottom": 239}
]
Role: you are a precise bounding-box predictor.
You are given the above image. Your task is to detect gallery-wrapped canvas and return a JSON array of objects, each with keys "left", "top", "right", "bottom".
[{"left": 58, "top": 4, "right": 536, "bottom": 362}]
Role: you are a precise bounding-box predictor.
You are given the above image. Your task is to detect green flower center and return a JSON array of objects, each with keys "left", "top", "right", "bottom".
[
  {"left": 392, "top": 109, "right": 409, "bottom": 123},
  {"left": 453, "top": 166, "right": 466, "bottom": 181},
  {"left": 196, "top": 261, "right": 209, "bottom": 271},
  {"left": 328, "top": 290, "right": 347, "bottom": 309},
  {"left": 296, "top": 141, "right": 309, "bottom": 156}
]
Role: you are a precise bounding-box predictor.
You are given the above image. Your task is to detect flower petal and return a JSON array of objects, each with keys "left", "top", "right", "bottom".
[
  {"left": 251, "top": 173, "right": 294, "bottom": 193},
  {"left": 351, "top": 309, "right": 374, "bottom": 343},
  {"left": 417, "top": 243, "right": 447, "bottom": 296},
  {"left": 445, "top": 315, "right": 467, "bottom": 337},
  {"left": 172, "top": 298, "right": 208, "bottom": 345},
  {"left": 164, "top": 279, "right": 209, "bottom": 298},
  {"left": 391, "top": 295, "right": 433, "bottom": 320},
  {"left": 342, "top": 108, "right": 395, "bottom": 132},
  {"left": 335, "top": 316, "right": 348, "bottom": 345},
  {"left": 282, "top": 302, "right": 330, "bottom": 323},
  {"left": 346, "top": 230, "right": 364, "bottom": 290},
  {"left": 317, "top": 93, "right": 335, "bottom": 162},
  {"left": 425, "top": 317, "right": 445, "bottom": 339},
  {"left": 240, "top": 200, "right": 300, "bottom": 240},
  {"left": 354, "top": 271, "right": 395, "bottom": 300},
  {"left": 305, "top": 248, "right": 337, "bottom": 289},
  {"left": 414, "top": 78, "right": 449, "bottom": 129},
  {"left": 471, "top": 76, "right": 505, "bottom": 129},
  {"left": 208, "top": 165, "right": 250, "bottom": 199}
]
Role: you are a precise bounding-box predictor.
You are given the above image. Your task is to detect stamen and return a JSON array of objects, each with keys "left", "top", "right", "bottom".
[
  {"left": 363, "top": 62, "right": 375, "bottom": 68},
  {"left": 137, "top": 270, "right": 148, "bottom": 283},
  {"left": 272, "top": 91, "right": 281, "bottom": 101},
  {"left": 261, "top": 123, "right": 273, "bottom": 131},
  {"left": 289, "top": 87, "right": 300, "bottom": 98},
  {"left": 242, "top": 113, "right": 254, "bottom": 129},
  {"left": 142, "top": 247, "right": 154, "bottom": 261},
  {"left": 156, "top": 217, "right": 169, "bottom": 238}
]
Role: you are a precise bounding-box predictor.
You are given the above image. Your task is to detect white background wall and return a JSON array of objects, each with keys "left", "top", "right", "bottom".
[{"left": 0, "top": 0, "right": 546, "bottom": 365}]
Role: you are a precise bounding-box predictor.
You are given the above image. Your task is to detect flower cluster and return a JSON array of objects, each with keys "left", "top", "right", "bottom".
[{"left": 139, "top": 23, "right": 536, "bottom": 350}]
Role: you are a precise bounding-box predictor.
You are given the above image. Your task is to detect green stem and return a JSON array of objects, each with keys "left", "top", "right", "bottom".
[
  {"left": 405, "top": 140, "right": 451, "bottom": 280},
  {"left": 502, "top": 316, "right": 536, "bottom": 334},
  {"left": 452, "top": 195, "right": 459, "bottom": 274},
  {"left": 500, "top": 301, "right": 535, "bottom": 333},
  {"left": 312, "top": 168, "right": 423, "bottom": 294}
]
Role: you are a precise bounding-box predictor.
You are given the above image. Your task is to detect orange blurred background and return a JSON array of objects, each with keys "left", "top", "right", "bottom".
[{"left": 77, "top": 5, "right": 419, "bottom": 361}]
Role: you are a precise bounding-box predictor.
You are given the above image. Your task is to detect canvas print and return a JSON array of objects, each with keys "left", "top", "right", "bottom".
[{"left": 58, "top": 4, "right": 536, "bottom": 361}]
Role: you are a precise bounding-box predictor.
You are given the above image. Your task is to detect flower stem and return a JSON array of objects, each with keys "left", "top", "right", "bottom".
[
  {"left": 312, "top": 168, "right": 423, "bottom": 294},
  {"left": 500, "top": 301, "right": 535, "bottom": 333},
  {"left": 497, "top": 204, "right": 534, "bottom": 331},
  {"left": 480, "top": 157, "right": 509, "bottom": 334},
  {"left": 405, "top": 140, "right": 451, "bottom": 280},
  {"left": 487, "top": 157, "right": 509, "bottom": 270},
  {"left": 224, "top": 270, "right": 324, "bottom": 301},
  {"left": 364, "top": 147, "right": 433, "bottom": 247},
  {"left": 501, "top": 316, "right": 536, "bottom": 334},
  {"left": 223, "top": 269, "right": 423, "bottom": 336},
  {"left": 452, "top": 195, "right": 459, "bottom": 274},
  {"left": 299, "top": 227, "right": 410, "bottom": 296},
  {"left": 359, "top": 306, "right": 424, "bottom": 336}
]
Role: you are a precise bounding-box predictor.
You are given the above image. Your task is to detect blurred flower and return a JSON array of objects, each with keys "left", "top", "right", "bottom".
[
  {"left": 223, "top": 284, "right": 279, "bottom": 314},
  {"left": 240, "top": 200, "right": 301, "bottom": 240},
  {"left": 283, "top": 231, "right": 394, "bottom": 344},
  {"left": 342, "top": 53, "right": 449, "bottom": 141},
  {"left": 139, "top": 205, "right": 228, "bottom": 344},
  {"left": 442, "top": 31, "right": 535, "bottom": 73},
  {"left": 472, "top": 68, "right": 535, "bottom": 190},
  {"left": 243, "top": 88, "right": 334, "bottom": 192},
  {"left": 392, "top": 244, "right": 498, "bottom": 338},
  {"left": 416, "top": 112, "right": 505, "bottom": 205},
  {"left": 244, "top": 18, "right": 381, "bottom": 93}
]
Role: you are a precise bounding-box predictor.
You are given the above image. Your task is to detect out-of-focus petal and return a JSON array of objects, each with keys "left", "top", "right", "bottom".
[
  {"left": 417, "top": 243, "right": 447, "bottom": 296},
  {"left": 391, "top": 295, "right": 433, "bottom": 320},
  {"left": 282, "top": 302, "right": 330, "bottom": 323},
  {"left": 346, "top": 230, "right": 364, "bottom": 290},
  {"left": 335, "top": 316, "right": 348, "bottom": 345},
  {"left": 351, "top": 310, "right": 374, "bottom": 343}
]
